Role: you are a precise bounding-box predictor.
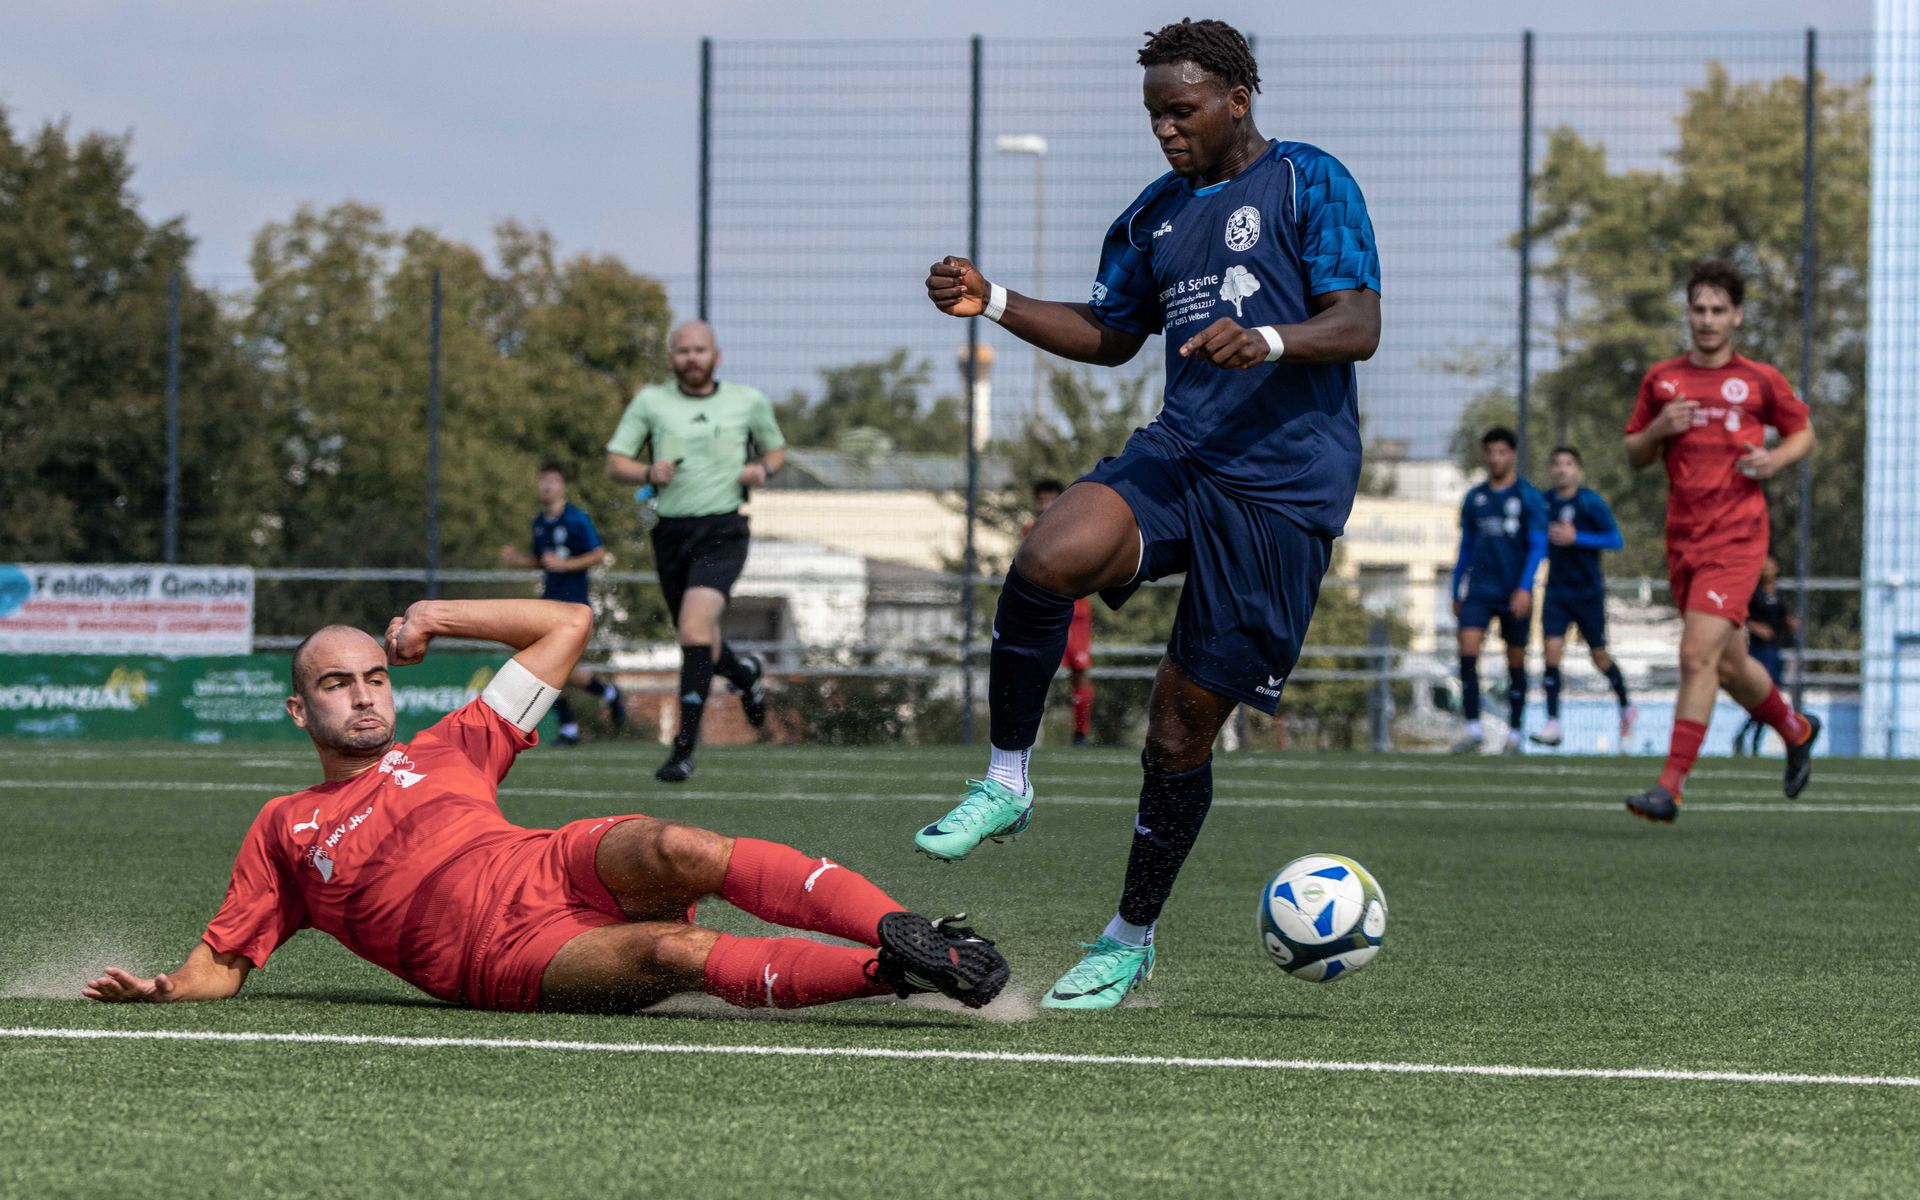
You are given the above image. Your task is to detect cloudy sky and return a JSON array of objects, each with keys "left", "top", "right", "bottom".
[{"left": 3, "top": 0, "right": 1870, "bottom": 288}]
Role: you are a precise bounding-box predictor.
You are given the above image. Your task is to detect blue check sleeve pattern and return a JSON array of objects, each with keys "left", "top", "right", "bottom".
[
  {"left": 1296, "top": 151, "right": 1381, "bottom": 297},
  {"left": 1088, "top": 180, "right": 1169, "bottom": 336}
]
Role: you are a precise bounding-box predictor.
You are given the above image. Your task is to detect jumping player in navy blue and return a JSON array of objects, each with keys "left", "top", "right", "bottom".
[
  {"left": 1530, "top": 445, "right": 1635, "bottom": 749},
  {"left": 498, "top": 461, "right": 624, "bottom": 745},
  {"left": 1450, "top": 428, "right": 1548, "bottom": 755},
  {"left": 916, "top": 19, "right": 1380, "bottom": 1010}
]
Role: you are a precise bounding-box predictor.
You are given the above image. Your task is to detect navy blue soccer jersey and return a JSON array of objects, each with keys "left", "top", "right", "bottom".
[
  {"left": 1452, "top": 480, "right": 1549, "bottom": 603},
  {"left": 1544, "top": 487, "right": 1622, "bottom": 598},
  {"left": 531, "top": 503, "right": 602, "bottom": 605},
  {"left": 1087, "top": 140, "right": 1380, "bottom": 536}
]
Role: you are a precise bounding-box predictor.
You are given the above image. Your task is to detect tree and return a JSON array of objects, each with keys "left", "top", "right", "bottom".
[
  {"left": 774, "top": 350, "right": 966, "bottom": 452},
  {"left": 1450, "top": 64, "right": 1870, "bottom": 643},
  {"left": 0, "top": 111, "right": 278, "bottom": 563}
]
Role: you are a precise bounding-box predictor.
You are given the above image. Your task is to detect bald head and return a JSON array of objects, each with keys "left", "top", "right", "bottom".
[
  {"left": 290, "top": 624, "right": 384, "bottom": 695},
  {"left": 668, "top": 320, "right": 720, "bottom": 394}
]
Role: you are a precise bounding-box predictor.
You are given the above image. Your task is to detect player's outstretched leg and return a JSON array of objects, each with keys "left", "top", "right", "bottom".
[
  {"left": 1045, "top": 659, "right": 1230, "bottom": 1011},
  {"left": 1716, "top": 641, "right": 1819, "bottom": 797}
]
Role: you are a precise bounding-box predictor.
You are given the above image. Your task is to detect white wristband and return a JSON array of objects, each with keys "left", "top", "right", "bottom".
[
  {"left": 481, "top": 657, "right": 560, "bottom": 734},
  {"left": 983, "top": 282, "right": 1008, "bottom": 323},
  {"left": 1257, "top": 326, "right": 1286, "bottom": 362}
]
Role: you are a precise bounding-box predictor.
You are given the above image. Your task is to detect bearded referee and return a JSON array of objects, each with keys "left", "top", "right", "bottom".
[
  {"left": 916, "top": 18, "right": 1380, "bottom": 1009},
  {"left": 606, "top": 321, "right": 783, "bottom": 783}
]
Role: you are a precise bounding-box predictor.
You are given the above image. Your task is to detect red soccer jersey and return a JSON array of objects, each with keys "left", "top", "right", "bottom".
[
  {"left": 1626, "top": 353, "right": 1809, "bottom": 549},
  {"left": 202, "top": 699, "right": 537, "bottom": 1002}
]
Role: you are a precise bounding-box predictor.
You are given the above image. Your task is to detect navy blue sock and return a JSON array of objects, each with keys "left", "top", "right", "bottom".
[
  {"left": 987, "top": 564, "right": 1077, "bottom": 751},
  {"left": 1460, "top": 655, "right": 1481, "bottom": 720},
  {"left": 1118, "top": 756, "right": 1214, "bottom": 927},
  {"left": 1543, "top": 665, "right": 1562, "bottom": 720},
  {"left": 1604, "top": 661, "right": 1630, "bottom": 708},
  {"left": 1507, "top": 665, "right": 1528, "bottom": 729}
]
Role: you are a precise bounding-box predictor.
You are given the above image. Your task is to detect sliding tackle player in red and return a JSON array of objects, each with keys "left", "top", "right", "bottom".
[{"left": 84, "top": 598, "right": 1007, "bottom": 1012}]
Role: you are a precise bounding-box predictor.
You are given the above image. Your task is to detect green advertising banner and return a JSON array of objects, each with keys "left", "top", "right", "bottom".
[{"left": 0, "top": 654, "right": 515, "bottom": 743}]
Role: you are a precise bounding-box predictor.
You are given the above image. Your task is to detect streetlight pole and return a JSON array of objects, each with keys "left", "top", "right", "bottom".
[{"left": 996, "top": 133, "right": 1047, "bottom": 424}]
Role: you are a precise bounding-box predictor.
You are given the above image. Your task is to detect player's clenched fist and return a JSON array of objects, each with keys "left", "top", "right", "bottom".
[
  {"left": 927, "top": 256, "right": 989, "bottom": 318},
  {"left": 1178, "top": 318, "right": 1272, "bottom": 370},
  {"left": 1652, "top": 398, "right": 1697, "bottom": 438}
]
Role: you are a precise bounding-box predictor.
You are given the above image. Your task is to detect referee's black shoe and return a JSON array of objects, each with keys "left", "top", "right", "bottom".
[
  {"left": 655, "top": 750, "right": 695, "bottom": 784},
  {"left": 733, "top": 654, "right": 769, "bottom": 729},
  {"left": 1784, "top": 712, "right": 1822, "bottom": 799}
]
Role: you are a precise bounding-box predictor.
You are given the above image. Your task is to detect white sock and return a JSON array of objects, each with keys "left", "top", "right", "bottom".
[
  {"left": 558, "top": 722, "right": 581, "bottom": 738},
  {"left": 1103, "top": 914, "right": 1154, "bottom": 947},
  {"left": 985, "top": 745, "right": 1032, "bottom": 798}
]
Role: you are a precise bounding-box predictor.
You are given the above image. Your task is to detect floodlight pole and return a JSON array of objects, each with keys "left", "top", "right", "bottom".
[
  {"left": 1794, "top": 27, "right": 1817, "bottom": 708},
  {"left": 1517, "top": 30, "right": 1535, "bottom": 479},
  {"left": 426, "top": 271, "right": 443, "bottom": 600},
  {"left": 164, "top": 270, "right": 182, "bottom": 564},
  {"left": 961, "top": 35, "right": 983, "bottom": 746}
]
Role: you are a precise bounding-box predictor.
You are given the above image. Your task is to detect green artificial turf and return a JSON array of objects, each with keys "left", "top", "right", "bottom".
[{"left": 2, "top": 741, "right": 1916, "bottom": 1198}]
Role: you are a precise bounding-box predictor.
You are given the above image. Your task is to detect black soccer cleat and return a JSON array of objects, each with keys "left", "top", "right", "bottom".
[
  {"left": 732, "top": 654, "right": 769, "bottom": 729},
  {"left": 1784, "top": 712, "right": 1822, "bottom": 799},
  {"left": 1625, "top": 784, "right": 1679, "bottom": 824},
  {"left": 872, "top": 911, "right": 1010, "bottom": 1010},
  {"left": 654, "top": 752, "right": 695, "bottom": 783},
  {"left": 604, "top": 685, "right": 627, "bottom": 730}
]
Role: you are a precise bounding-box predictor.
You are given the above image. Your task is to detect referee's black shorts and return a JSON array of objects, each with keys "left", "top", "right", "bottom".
[{"left": 650, "top": 512, "right": 750, "bottom": 619}]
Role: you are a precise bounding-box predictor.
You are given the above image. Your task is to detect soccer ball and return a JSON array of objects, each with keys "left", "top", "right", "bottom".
[{"left": 1257, "top": 853, "right": 1387, "bottom": 982}]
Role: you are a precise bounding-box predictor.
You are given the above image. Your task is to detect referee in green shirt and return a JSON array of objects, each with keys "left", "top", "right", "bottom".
[{"left": 606, "top": 320, "right": 787, "bottom": 782}]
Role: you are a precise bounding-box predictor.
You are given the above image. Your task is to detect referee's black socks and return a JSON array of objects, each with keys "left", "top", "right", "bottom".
[{"left": 674, "top": 645, "right": 715, "bottom": 757}]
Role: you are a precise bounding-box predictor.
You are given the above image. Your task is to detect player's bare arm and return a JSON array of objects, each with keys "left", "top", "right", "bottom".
[
  {"left": 606, "top": 451, "right": 678, "bottom": 487},
  {"left": 925, "top": 256, "right": 1147, "bottom": 368},
  {"left": 1178, "top": 288, "right": 1381, "bottom": 369},
  {"left": 1625, "top": 398, "right": 1697, "bottom": 468},
  {"left": 84, "top": 941, "right": 251, "bottom": 1004},
  {"left": 384, "top": 598, "right": 592, "bottom": 690},
  {"left": 1736, "top": 426, "right": 1815, "bottom": 481}
]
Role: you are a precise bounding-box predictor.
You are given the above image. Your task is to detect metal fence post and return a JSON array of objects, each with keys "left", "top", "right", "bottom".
[
  {"left": 1794, "top": 27, "right": 1818, "bottom": 709},
  {"left": 164, "top": 269, "right": 182, "bottom": 565},
  {"left": 1517, "top": 30, "right": 1535, "bottom": 477},
  {"left": 960, "top": 34, "right": 983, "bottom": 746},
  {"left": 698, "top": 37, "right": 713, "bottom": 323},
  {"left": 1368, "top": 617, "right": 1393, "bottom": 752},
  {"left": 426, "top": 271, "right": 443, "bottom": 600}
]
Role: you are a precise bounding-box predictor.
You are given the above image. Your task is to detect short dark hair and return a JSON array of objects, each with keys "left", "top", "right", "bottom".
[
  {"left": 1550, "top": 445, "right": 1582, "bottom": 465},
  {"left": 537, "top": 460, "right": 567, "bottom": 478},
  {"left": 1686, "top": 259, "right": 1746, "bottom": 308},
  {"left": 1032, "top": 478, "right": 1066, "bottom": 499},
  {"left": 1481, "top": 426, "right": 1518, "bottom": 450},
  {"left": 1138, "top": 19, "right": 1261, "bottom": 94},
  {"left": 290, "top": 624, "right": 372, "bottom": 694}
]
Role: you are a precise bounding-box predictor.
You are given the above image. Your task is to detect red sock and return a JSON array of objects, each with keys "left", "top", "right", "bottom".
[
  {"left": 1071, "top": 684, "right": 1094, "bottom": 736},
  {"left": 1745, "top": 686, "right": 1811, "bottom": 745},
  {"left": 702, "top": 933, "right": 892, "bottom": 1009},
  {"left": 721, "top": 838, "right": 901, "bottom": 947},
  {"left": 1658, "top": 719, "right": 1708, "bottom": 796}
]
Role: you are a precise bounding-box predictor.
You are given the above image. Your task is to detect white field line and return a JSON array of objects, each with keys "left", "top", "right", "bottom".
[
  {"left": 1, "top": 777, "right": 1917, "bottom": 815},
  {"left": 2, "top": 1026, "right": 1916, "bottom": 1089}
]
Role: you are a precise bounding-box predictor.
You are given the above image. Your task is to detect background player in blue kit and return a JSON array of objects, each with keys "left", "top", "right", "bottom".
[
  {"left": 917, "top": 18, "right": 1380, "bottom": 1009},
  {"left": 498, "top": 461, "right": 623, "bottom": 745},
  {"left": 1450, "top": 428, "right": 1548, "bottom": 755},
  {"left": 1531, "top": 445, "right": 1635, "bottom": 749}
]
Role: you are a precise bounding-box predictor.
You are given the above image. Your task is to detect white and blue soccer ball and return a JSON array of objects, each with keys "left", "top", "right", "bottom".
[{"left": 1258, "top": 853, "right": 1387, "bottom": 983}]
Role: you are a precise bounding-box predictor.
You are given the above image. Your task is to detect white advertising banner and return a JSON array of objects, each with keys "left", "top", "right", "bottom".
[{"left": 0, "top": 564, "right": 255, "bottom": 657}]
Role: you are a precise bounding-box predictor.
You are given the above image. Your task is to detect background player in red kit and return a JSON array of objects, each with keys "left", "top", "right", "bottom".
[
  {"left": 1030, "top": 480, "right": 1095, "bottom": 746},
  {"left": 82, "top": 597, "right": 1008, "bottom": 1012},
  {"left": 1622, "top": 259, "right": 1819, "bottom": 822}
]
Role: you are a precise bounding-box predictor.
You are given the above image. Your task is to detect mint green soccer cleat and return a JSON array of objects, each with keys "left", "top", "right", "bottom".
[
  {"left": 1040, "top": 936, "right": 1156, "bottom": 1010},
  {"left": 913, "top": 778, "right": 1033, "bottom": 862}
]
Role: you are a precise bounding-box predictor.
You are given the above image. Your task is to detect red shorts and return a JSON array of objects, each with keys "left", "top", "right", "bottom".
[
  {"left": 462, "top": 814, "right": 648, "bottom": 1012},
  {"left": 1667, "top": 539, "right": 1764, "bottom": 626},
  {"left": 1062, "top": 598, "right": 1094, "bottom": 672}
]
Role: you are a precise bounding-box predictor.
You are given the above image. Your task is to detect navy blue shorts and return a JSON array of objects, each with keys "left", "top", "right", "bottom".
[
  {"left": 1541, "top": 589, "right": 1607, "bottom": 647},
  {"left": 1080, "top": 440, "right": 1333, "bottom": 715},
  {"left": 1458, "top": 594, "right": 1528, "bottom": 647},
  {"left": 1750, "top": 641, "right": 1784, "bottom": 684}
]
